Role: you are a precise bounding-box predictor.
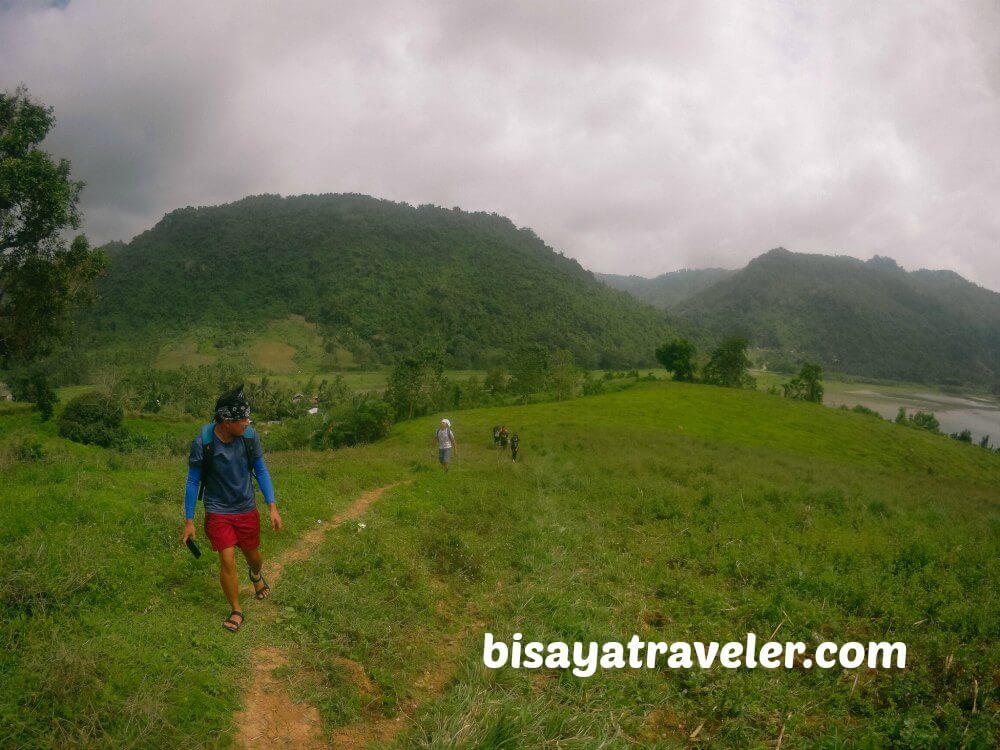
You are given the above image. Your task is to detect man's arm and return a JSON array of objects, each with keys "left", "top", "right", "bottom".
[
  {"left": 181, "top": 465, "right": 201, "bottom": 543},
  {"left": 253, "top": 456, "right": 282, "bottom": 532}
]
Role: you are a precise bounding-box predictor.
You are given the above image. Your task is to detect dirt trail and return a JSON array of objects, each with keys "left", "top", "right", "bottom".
[{"left": 234, "top": 482, "right": 404, "bottom": 749}]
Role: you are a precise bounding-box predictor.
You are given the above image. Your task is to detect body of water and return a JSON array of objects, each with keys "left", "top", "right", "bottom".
[{"left": 824, "top": 387, "right": 1000, "bottom": 446}]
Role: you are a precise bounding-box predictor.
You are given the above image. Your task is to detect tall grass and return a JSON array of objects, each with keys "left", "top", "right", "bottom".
[{"left": 1, "top": 382, "right": 997, "bottom": 747}]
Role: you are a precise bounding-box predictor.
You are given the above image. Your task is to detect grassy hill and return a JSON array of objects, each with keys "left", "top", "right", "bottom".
[
  {"left": 597, "top": 268, "right": 736, "bottom": 309},
  {"left": 674, "top": 249, "right": 1000, "bottom": 387},
  {"left": 2, "top": 381, "right": 997, "bottom": 747},
  {"left": 80, "top": 194, "right": 674, "bottom": 371}
]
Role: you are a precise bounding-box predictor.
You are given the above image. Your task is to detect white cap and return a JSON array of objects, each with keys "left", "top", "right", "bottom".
[{"left": 442, "top": 418, "right": 451, "bottom": 426}]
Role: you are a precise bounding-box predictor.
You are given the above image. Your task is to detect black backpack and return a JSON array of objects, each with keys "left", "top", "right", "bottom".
[{"left": 198, "top": 423, "right": 257, "bottom": 500}]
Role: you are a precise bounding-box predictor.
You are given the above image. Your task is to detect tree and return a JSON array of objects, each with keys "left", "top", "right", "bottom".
[
  {"left": 1, "top": 87, "right": 105, "bottom": 414},
  {"left": 782, "top": 362, "right": 824, "bottom": 402},
  {"left": 385, "top": 357, "right": 426, "bottom": 420},
  {"left": 8, "top": 365, "right": 58, "bottom": 420},
  {"left": 384, "top": 350, "right": 448, "bottom": 420},
  {"left": 896, "top": 408, "right": 940, "bottom": 434},
  {"left": 702, "top": 336, "right": 756, "bottom": 389},
  {"left": 655, "top": 338, "right": 696, "bottom": 382},
  {"left": 508, "top": 344, "right": 550, "bottom": 398},
  {"left": 545, "top": 349, "right": 580, "bottom": 401}
]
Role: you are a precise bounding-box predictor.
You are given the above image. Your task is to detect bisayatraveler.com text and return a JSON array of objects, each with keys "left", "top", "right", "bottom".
[{"left": 483, "top": 633, "right": 906, "bottom": 677}]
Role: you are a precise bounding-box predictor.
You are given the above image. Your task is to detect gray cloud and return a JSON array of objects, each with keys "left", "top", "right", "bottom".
[{"left": 3, "top": 0, "right": 999, "bottom": 290}]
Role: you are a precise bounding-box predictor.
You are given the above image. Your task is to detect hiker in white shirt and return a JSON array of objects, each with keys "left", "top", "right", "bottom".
[{"left": 434, "top": 418, "right": 457, "bottom": 472}]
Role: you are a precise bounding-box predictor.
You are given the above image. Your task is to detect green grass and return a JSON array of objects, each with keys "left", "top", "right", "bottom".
[{"left": 2, "top": 382, "right": 998, "bottom": 748}]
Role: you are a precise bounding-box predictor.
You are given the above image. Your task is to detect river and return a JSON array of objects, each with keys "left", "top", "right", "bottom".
[{"left": 824, "top": 387, "right": 1000, "bottom": 446}]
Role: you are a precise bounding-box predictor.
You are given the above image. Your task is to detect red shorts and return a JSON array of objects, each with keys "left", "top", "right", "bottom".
[{"left": 204, "top": 509, "right": 261, "bottom": 552}]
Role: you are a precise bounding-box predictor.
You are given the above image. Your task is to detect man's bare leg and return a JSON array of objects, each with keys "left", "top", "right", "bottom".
[
  {"left": 218, "top": 546, "right": 243, "bottom": 629},
  {"left": 242, "top": 546, "right": 270, "bottom": 599}
]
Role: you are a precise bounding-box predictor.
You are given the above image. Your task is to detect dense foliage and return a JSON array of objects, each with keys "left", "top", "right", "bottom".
[
  {"left": 57, "top": 392, "right": 138, "bottom": 449},
  {"left": 782, "top": 362, "right": 824, "bottom": 403},
  {"left": 80, "top": 194, "right": 673, "bottom": 369},
  {"left": 0, "top": 87, "right": 105, "bottom": 369},
  {"left": 311, "top": 395, "right": 394, "bottom": 449},
  {"left": 702, "top": 336, "right": 756, "bottom": 389},
  {"left": 654, "top": 337, "right": 697, "bottom": 382},
  {"left": 675, "top": 248, "right": 1000, "bottom": 387}
]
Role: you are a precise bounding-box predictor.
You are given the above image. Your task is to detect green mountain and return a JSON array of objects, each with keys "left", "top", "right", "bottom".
[
  {"left": 82, "top": 194, "right": 673, "bottom": 370},
  {"left": 675, "top": 248, "right": 1000, "bottom": 386},
  {"left": 597, "top": 268, "right": 735, "bottom": 308}
]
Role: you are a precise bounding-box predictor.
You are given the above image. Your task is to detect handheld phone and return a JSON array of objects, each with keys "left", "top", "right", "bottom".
[{"left": 186, "top": 537, "right": 202, "bottom": 558}]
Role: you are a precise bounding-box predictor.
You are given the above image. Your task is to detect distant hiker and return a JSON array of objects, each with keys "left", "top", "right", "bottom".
[
  {"left": 181, "top": 385, "right": 282, "bottom": 633},
  {"left": 499, "top": 425, "right": 510, "bottom": 448},
  {"left": 492, "top": 425, "right": 501, "bottom": 448},
  {"left": 435, "top": 418, "right": 457, "bottom": 472},
  {"left": 510, "top": 433, "right": 520, "bottom": 462}
]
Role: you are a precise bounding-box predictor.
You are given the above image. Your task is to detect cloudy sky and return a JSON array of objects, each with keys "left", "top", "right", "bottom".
[{"left": 3, "top": 0, "right": 999, "bottom": 289}]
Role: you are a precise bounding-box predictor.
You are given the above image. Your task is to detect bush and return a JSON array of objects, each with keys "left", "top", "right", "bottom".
[
  {"left": 581, "top": 372, "right": 605, "bottom": 396},
  {"left": 312, "top": 396, "right": 394, "bottom": 449},
  {"left": 264, "top": 416, "right": 320, "bottom": 451},
  {"left": 8, "top": 366, "right": 59, "bottom": 421},
  {"left": 57, "top": 392, "right": 137, "bottom": 449},
  {"left": 851, "top": 404, "right": 882, "bottom": 418},
  {"left": 16, "top": 438, "right": 46, "bottom": 462}
]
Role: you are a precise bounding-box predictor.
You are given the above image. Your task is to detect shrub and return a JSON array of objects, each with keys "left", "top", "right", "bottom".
[
  {"left": 895, "top": 407, "right": 940, "bottom": 434},
  {"left": 311, "top": 396, "right": 394, "bottom": 449},
  {"left": 852, "top": 404, "right": 882, "bottom": 418},
  {"left": 264, "top": 416, "right": 319, "bottom": 451},
  {"left": 57, "top": 392, "right": 136, "bottom": 449},
  {"left": 16, "top": 438, "right": 46, "bottom": 462},
  {"left": 8, "top": 366, "right": 59, "bottom": 421}
]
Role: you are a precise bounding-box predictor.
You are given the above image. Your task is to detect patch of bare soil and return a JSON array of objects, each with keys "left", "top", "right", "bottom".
[
  {"left": 234, "top": 646, "right": 325, "bottom": 749},
  {"left": 234, "top": 482, "right": 404, "bottom": 749}
]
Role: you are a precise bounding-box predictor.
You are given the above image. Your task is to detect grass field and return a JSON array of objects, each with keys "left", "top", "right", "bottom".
[{"left": 1, "top": 382, "right": 998, "bottom": 748}]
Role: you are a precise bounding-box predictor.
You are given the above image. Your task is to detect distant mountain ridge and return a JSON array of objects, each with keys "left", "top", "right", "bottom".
[
  {"left": 597, "top": 268, "right": 736, "bottom": 309},
  {"left": 671, "top": 248, "right": 1000, "bottom": 386},
  {"left": 81, "top": 193, "right": 674, "bottom": 370}
]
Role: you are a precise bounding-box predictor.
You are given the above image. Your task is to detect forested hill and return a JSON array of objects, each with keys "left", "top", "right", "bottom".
[
  {"left": 675, "top": 248, "right": 1000, "bottom": 387},
  {"left": 597, "top": 268, "right": 736, "bottom": 309},
  {"left": 82, "top": 194, "right": 674, "bottom": 369}
]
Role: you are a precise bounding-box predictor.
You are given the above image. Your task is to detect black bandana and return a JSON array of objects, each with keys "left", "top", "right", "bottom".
[{"left": 214, "top": 384, "right": 251, "bottom": 422}]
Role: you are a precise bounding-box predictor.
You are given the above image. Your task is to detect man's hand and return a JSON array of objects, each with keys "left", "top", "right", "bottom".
[
  {"left": 269, "top": 505, "right": 283, "bottom": 533},
  {"left": 181, "top": 519, "right": 196, "bottom": 544}
]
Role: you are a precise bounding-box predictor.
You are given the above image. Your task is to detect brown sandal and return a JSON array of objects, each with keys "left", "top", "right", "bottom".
[
  {"left": 222, "top": 610, "right": 244, "bottom": 632},
  {"left": 249, "top": 568, "right": 271, "bottom": 600}
]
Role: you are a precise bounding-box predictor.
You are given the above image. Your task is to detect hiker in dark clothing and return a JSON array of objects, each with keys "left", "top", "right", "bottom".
[
  {"left": 493, "top": 425, "right": 501, "bottom": 448},
  {"left": 499, "top": 425, "right": 509, "bottom": 448},
  {"left": 510, "top": 433, "right": 520, "bottom": 462},
  {"left": 181, "top": 385, "right": 282, "bottom": 633}
]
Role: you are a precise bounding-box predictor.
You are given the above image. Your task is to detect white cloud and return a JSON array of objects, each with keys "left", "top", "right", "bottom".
[{"left": 3, "top": 0, "right": 999, "bottom": 290}]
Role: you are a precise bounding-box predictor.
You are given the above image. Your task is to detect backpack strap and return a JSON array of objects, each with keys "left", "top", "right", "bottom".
[
  {"left": 243, "top": 426, "right": 257, "bottom": 474},
  {"left": 198, "top": 423, "right": 216, "bottom": 501}
]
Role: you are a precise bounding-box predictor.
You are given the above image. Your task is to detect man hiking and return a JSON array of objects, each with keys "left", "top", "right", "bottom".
[
  {"left": 434, "top": 418, "right": 457, "bottom": 472},
  {"left": 181, "top": 385, "right": 282, "bottom": 633},
  {"left": 499, "top": 425, "right": 510, "bottom": 449},
  {"left": 510, "top": 432, "right": 520, "bottom": 462},
  {"left": 492, "top": 425, "right": 501, "bottom": 448}
]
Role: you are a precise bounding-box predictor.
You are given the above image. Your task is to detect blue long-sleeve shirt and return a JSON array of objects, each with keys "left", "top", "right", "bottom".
[{"left": 185, "top": 433, "right": 276, "bottom": 520}]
